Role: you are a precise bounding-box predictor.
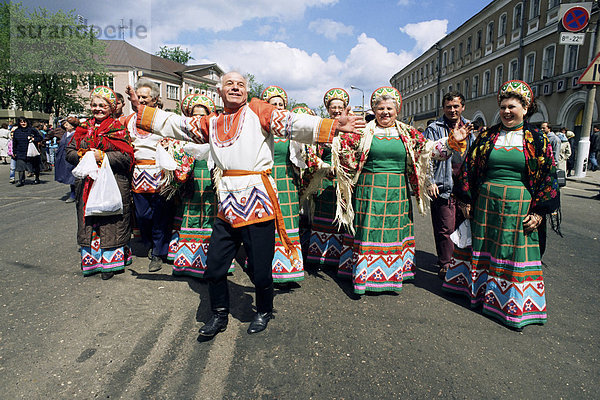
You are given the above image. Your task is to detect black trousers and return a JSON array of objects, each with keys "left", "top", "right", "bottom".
[{"left": 205, "top": 218, "right": 275, "bottom": 313}]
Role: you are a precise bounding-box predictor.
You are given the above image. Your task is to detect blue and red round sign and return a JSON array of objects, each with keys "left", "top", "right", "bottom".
[{"left": 563, "top": 6, "right": 590, "bottom": 33}]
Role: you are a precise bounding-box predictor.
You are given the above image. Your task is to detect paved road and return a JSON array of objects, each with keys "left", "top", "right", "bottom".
[{"left": 1, "top": 164, "right": 599, "bottom": 399}]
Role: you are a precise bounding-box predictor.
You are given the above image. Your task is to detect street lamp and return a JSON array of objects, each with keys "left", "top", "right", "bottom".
[{"left": 350, "top": 85, "right": 364, "bottom": 116}]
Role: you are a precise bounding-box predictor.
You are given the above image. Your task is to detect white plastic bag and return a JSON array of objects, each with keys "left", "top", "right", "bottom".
[
  {"left": 85, "top": 153, "right": 123, "bottom": 216},
  {"left": 72, "top": 151, "right": 99, "bottom": 180},
  {"left": 155, "top": 143, "right": 178, "bottom": 171},
  {"left": 27, "top": 142, "right": 40, "bottom": 157},
  {"left": 450, "top": 219, "right": 472, "bottom": 248}
]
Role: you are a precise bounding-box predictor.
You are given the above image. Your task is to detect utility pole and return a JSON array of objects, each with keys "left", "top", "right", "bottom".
[{"left": 575, "top": 10, "right": 600, "bottom": 177}]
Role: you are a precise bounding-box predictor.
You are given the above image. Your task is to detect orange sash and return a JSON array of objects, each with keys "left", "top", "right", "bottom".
[{"left": 223, "top": 169, "right": 300, "bottom": 266}]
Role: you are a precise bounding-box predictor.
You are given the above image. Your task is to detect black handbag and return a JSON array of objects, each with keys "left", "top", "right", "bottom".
[{"left": 556, "top": 168, "right": 566, "bottom": 187}]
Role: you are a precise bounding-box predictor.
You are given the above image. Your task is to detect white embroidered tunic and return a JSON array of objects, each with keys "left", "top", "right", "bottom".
[{"left": 136, "top": 98, "right": 338, "bottom": 228}]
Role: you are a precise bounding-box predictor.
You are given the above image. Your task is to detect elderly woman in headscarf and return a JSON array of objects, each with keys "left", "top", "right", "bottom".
[
  {"left": 260, "top": 86, "right": 306, "bottom": 283},
  {"left": 66, "top": 86, "right": 135, "bottom": 280},
  {"left": 333, "top": 87, "right": 469, "bottom": 295},
  {"left": 443, "top": 80, "right": 560, "bottom": 331},
  {"left": 305, "top": 88, "right": 350, "bottom": 268},
  {"left": 168, "top": 94, "right": 225, "bottom": 278},
  {"left": 12, "top": 116, "right": 43, "bottom": 186}
]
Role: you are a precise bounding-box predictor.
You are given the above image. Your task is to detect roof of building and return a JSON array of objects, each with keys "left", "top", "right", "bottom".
[{"left": 99, "top": 39, "right": 223, "bottom": 79}]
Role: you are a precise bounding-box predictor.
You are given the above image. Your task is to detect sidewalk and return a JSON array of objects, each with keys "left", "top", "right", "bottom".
[{"left": 567, "top": 169, "right": 600, "bottom": 187}]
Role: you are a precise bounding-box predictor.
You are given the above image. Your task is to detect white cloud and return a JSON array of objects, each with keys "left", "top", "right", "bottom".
[
  {"left": 397, "top": 0, "right": 411, "bottom": 5},
  {"left": 399, "top": 19, "right": 448, "bottom": 53},
  {"left": 190, "top": 33, "right": 413, "bottom": 108},
  {"left": 308, "top": 18, "right": 354, "bottom": 40}
]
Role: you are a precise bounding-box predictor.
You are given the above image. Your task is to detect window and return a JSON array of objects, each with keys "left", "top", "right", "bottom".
[
  {"left": 549, "top": 0, "right": 560, "bottom": 9},
  {"left": 442, "top": 51, "right": 447, "bottom": 68},
  {"left": 425, "top": 63, "right": 429, "bottom": 76},
  {"left": 448, "top": 84, "right": 453, "bottom": 93},
  {"left": 514, "top": 3, "right": 523, "bottom": 30},
  {"left": 429, "top": 93, "right": 433, "bottom": 111},
  {"left": 464, "top": 79, "right": 469, "bottom": 99},
  {"left": 456, "top": 82, "right": 460, "bottom": 93},
  {"left": 450, "top": 47, "right": 455, "bottom": 64},
  {"left": 495, "top": 65, "right": 504, "bottom": 91},
  {"left": 509, "top": 59, "right": 519, "bottom": 80},
  {"left": 531, "top": 0, "right": 540, "bottom": 18},
  {"left": 166, "top": 84, "right": 179, "bottom": 100},
  {"left": 472, "top": 75, "right": 479, "bottom": 98},
  {"left": 466, "top": 37, "right": 472, "bottom": 54},
  {"left": 458, "top": 43, "right": 463, "bottom": 59},
  {"left": 482, "top": 70, "right": 491, "bottom": 95},
  {"left": 524, "top": 53, "right": 536, "bottom": 82},
  {"left": 499, "top": 13, "right": 507, "bottom": 36},
  {"left": 565, "top": 45, "right": 579, "bottom": 73},
  {"left": 476, "top": 30, "right": 482, "bottom": 49},
  {"left": 486, "top": 22, "right": 494, "bottom": 44},
  {"left": 88, "top": 75, "right": 114, "bottom": 90},
  {"left": 542, "top": 45, "right": 555, "bottom": 78}
]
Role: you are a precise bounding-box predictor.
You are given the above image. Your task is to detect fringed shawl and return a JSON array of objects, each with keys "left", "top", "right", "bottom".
[
  {"left": 332, "top": 120, "right": 434, "bottom": 233},
  {"left": 454, "top": 123, "right": 561, "bottom": 234}
]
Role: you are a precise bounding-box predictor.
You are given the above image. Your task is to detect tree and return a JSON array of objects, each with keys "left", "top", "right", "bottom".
[
  {"left": 245, "top": 73, "right": 264, "bottom": 102},
  {"left": 0, "top": 2, "right": 109, "bottom": 119},
  {"left": 156, "top": 46, "right": 194, "bottom": 64}
]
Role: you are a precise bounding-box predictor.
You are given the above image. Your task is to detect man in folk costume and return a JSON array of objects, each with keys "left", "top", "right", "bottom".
[
  {"left": 120, "top": 78, "right": 173, "bottom": 272},
  {"left": 127, "top": 72, "right": 365, "bottom": 336}
]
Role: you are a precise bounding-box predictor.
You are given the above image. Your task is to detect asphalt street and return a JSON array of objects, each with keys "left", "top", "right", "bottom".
[{"left": 0, "top": 163, "right": 599, "bottom": 399}]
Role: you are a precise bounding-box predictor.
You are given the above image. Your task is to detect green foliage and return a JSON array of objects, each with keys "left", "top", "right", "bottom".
[
  {"left": 0, "top": 2, "right": 108, "bottom": 118},
  {"left": 245, "top": 73, "right": 264, "bottom": 102},
  {"left": 156, "top": 46, "right": 194, "bottom": 64}
]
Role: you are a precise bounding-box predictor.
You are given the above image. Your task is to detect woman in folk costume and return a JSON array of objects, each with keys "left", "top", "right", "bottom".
[
  {"left": 443, "top": 80, "right": 560, "bottom": 331},
  {"left": 66, "top": 86, "right": 135, "bottom": 280},
  {"left": 305, "top": 88, "right": 349, "bottom": 267},
  {"left": 167, "top": 94, "right": 229, "bottom": 278},
  {"left": 261, "top": 86, "right": 306, "bottom": 283},
  {"left": 333, "top": 87, "right": 469, "bottom": 295}
]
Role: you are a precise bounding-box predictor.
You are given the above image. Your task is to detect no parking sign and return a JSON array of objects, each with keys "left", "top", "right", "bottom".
[{"left": 560, "top": 3, "right": 592, "bottom": 32}]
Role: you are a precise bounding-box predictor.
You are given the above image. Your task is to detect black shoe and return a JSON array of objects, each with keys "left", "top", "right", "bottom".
[
  {"left": 247, "top": 312, "right": 273, "bottom": 334},
  {"left": 148, "top": 255, "right": 163, "bottom": 272},
  {"left": 199, "top": 311, "right": 229, "bottom": 337},
  {"left": 101, "top": 271, "right": 114, "bottom": 280},
  {"left": 33, "top": 179, "right": 40, "bottom": 184},
  {"left": 15, "top": 181, "right": 24, "bottom": 187}
]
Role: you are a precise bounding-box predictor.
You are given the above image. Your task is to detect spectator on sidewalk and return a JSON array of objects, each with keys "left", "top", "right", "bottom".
[
  {"left": 589, "top": 125, "right": 599, "bottom": 171},
  {"left": 541, "top": 122, "right": 560, "bottom": 167},
  {"left": 13, "top": 117, "right": 43, "bottom": 186},
  {"left": 55, "top": 117, "right": 79, "bottom": 202},
  {"left": 0, "top": 123, "right": 10, "bottom": 164}
]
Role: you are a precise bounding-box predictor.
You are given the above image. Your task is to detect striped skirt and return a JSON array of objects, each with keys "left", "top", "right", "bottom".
[
  {"left": 81, "top": 229, "right": 132, "bottom": 276},
  {"left": 443, "top": 181, "right": 547, "bottom": 329},
  {"left": 350, "top": 172, "right": 415, "bottom": 294}
]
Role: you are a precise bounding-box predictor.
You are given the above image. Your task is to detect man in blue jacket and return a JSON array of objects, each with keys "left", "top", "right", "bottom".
[{"left": 424, "top": 92, "right": 473, "bottom": 279}]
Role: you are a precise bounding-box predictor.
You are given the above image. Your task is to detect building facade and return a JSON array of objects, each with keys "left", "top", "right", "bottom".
[
  {"left": 390, "top": 0, "right": 599, "bottom": 141},
  {"left": 80, "top": 40, "right": 224, "bottom": 115}
]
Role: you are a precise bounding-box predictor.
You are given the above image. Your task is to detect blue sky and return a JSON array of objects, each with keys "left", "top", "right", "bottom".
[{"left": 21, "top": 0, "right": 491, "bottom": 108}]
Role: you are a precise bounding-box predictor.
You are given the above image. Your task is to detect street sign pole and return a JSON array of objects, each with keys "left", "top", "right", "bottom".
[{"left": 575, "top": 20, "right": 600, "bottom": 178}]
